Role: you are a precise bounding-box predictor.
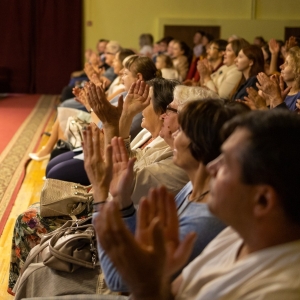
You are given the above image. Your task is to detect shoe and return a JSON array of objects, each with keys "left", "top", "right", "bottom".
[{"left": 29, "top": 153, "right": 50, "bottom": 161}]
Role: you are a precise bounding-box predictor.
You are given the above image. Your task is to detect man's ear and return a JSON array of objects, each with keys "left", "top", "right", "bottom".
[
  {"left": 136, "top": 73, "right": 143, "bottom": 81},
  {"left": 253, "top": 185, "right": 278, "bottom": 218}
]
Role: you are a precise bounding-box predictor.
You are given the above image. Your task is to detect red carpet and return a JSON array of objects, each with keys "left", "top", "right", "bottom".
[
  {"left": 0, "top": 94, "right": 41, "bottom": 153},
  {"left": 0, "top": 94, "right": 57, "bottom": 235}
]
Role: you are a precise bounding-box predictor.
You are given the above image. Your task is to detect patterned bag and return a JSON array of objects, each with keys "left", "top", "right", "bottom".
[
  {"left": 13, "top": 218, "right": 120, "bottom": 299},
  {"left": 40, "top": 178, "right": 93, "bottom": 218}
]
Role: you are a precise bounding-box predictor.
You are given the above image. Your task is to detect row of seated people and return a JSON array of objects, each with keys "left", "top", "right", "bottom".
[
  {"left": 29, "top": 34, "right": 300, "bottom": 168},
  {"left": 8, "top": 33, "right": 300, "bottom": 298}
]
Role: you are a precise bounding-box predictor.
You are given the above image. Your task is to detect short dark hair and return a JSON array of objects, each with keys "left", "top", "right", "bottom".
[
  {"left": 222, "top": 110, "right": 300, "bottom": 225},
  {"left": 211, "top": 39, "right": 228, "bottom": 52},
  {"left": 147, "top": 78, "right": 179, "bottom": 114},
  {"left": 178, "top": 99, "right": 249, "bottom": 165},
  {"left": 118, "top": 49, "right": 135, "bottom": 63}
]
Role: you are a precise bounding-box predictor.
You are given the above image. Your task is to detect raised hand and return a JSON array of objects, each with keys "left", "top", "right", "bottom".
[
  {"left": 109, "top": 137, "right": 136, "bottom": 209},
  {"left": 123, "top": 80, "right": 150, "bottom": 117},
  {"left": 285, "top": 36, "right": 298, "bottom": 52},
  {"left": 84, "top": 62, "right": 101, "bottom": 83},
  {"left": 93, "top": 186, "right": 196, "bottom": 300},
  {"left": 87, "top": 82, "right": 123, "bottom": 127},
  {"left": 93, "top": 200, "right": 167, "bottom": 299},
  {"left": 136, "top": 186, "right": 196, "bottom": 277},
  {"left": 83, "top": 123, "right": 113, "bottom": 201},
  {"left": 268, "top": 39, "right": 280, "bottom": 54}
]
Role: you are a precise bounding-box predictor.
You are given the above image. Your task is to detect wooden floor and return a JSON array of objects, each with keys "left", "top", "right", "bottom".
[{"left": 0, "top": 116, "right": 54, "bottom": 299}]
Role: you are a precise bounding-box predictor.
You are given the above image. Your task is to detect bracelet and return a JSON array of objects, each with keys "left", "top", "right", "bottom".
[
  {"left": 93, "top": 201, "right": 107, "bottom": 212},
  {"left": 120, "top": 202, "right": 135, "bottom": 218}
]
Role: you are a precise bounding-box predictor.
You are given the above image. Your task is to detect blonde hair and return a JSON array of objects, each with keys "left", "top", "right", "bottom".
[
  {"left": 288, "top": 46, "right": 300, "bottom": 83},
  {"left": 173, "top": 85, "right": 220, "bottom": 112}
]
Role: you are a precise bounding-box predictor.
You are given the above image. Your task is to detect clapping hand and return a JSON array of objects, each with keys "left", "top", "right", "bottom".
[
  {"left": 242, "top": 87, "right": 267, "bottom": 110},
  {"left": 109, "top": 137, "right": 136, "bottom": 209},
  {"left": 123, "top": 80, "right": 150, "bottom": 117},
  {"left": 86, "top": 82, "right": 123, "bottom": 127},
  {"left": 93, "top": 186, "right": 196, "bottom": 299},
  {"left": 83, "top": 123, "right": 112, "bottom": 201},
  {"left": 268, "top": 39, "right": 280, "bottom": 55},
  {"left": 197, "top": 59, "right": 212, "bottom": 82},
  {"left": 256, "top": 72, "right": 287, "bottom": 108}
]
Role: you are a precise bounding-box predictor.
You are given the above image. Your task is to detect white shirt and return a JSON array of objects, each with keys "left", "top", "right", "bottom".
[{"left": 176, "top": 227, "right": 300, "bottom": 300}]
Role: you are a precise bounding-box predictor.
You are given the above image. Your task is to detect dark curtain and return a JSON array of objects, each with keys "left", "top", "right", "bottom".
[{"left": 0, "top": 0, "right": 82, "bottom": 94}]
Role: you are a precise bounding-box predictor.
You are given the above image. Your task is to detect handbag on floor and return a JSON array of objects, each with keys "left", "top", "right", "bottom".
[
  {"left": 40, "top": 178, "right": 93, "bottom": 218},
  {"left": 13, "top": 217, "right": 119, "bottom": 299}
]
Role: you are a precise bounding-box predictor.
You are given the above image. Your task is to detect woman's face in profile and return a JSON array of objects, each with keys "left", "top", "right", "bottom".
[
  {"left": 172, "top": 127, "right": 197, "bottom": 170},
  {"left": 121, "top": 68, "right": 137, "bottom": 91},
  {"left": 235, "top": 50, "right": 252, "bottom": 73}
]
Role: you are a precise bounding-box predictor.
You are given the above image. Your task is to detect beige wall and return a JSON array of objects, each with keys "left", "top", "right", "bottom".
[{"left": 83, "top": 0, "right": 300, "bottom": 53}]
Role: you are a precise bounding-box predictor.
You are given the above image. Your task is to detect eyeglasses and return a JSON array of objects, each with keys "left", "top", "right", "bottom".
[{"left": 166, "top": 105, "right": 178, "bottom": 115}]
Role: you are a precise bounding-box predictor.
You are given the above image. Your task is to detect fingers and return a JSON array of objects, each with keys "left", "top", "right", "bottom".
[
  {"left": 118, "top": 137, "right": 129, "bottom": 164},
  {"left": 117, "top": 94, "right": 124, "bottom": 112},
  {"left": 128, "top": 81, "right": 136, "bottom": 95},
  {"left": 91, "top": 123, "right": 102, "bottom": 163}
]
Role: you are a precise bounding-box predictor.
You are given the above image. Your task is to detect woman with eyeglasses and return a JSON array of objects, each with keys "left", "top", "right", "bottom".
[{"left": 88, "top": 97, "right": 250, "bottom": 294}]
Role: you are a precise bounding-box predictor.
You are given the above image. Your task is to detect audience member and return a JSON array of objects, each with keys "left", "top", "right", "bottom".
[
  {"left": 171, "top": 40, "right": 191, "bottom": 81},
  {"left": 155, "top": 54, "right": 179, "bottom": 80},
  {"left": 89, "top": 98, "right": 249, "bottom": 293},
  {"left": 200, "top": 38, "right": 249, "bottom": 99},
  {"left": 192, "top": 30, "right": 205, "bottom": 57},
  {"left": 232, "top": 44, "right": 264, "bottom": 100},
  {"left": 139, "top": 33, "right": 154, "bottom": 57},
  {"left": 94, "top": 109, "right": 300, "bottom": 299}
]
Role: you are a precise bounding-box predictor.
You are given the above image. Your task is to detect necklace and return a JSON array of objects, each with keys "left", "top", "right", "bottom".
[{"left": 189, "top": 190, "right": 210, "bottom": 202}]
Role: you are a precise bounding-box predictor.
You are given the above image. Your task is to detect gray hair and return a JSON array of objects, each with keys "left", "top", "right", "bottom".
[{"left": 173, "top": 85, "right": 220, "bottom": 112}]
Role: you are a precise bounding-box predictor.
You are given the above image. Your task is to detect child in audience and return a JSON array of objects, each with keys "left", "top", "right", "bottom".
[
  {"left": 172, "top": 40, "right": 191, "bottom": 81},
  {"left": 155, "top": 54, "right": 179, "bottom": 80}
]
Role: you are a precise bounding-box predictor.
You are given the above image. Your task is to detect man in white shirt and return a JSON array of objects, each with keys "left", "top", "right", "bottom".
[{"left": 94, "top": 109, "right": 300, "bottom": 300}]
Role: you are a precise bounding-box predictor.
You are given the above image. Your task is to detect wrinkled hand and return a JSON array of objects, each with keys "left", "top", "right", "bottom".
[
  {"left": 123, "top": 80, "right": 150, "bottom": 116},
  {"left": 93, "top": 186, "right": 196, "bottom": 299},
  {"left": 109, "top": 137, "right": 136, "bottom": 209},
  {"left": 136, "top": 186, "right": 196, "bottom": 277},
  {"left": 93, "top": 200, "right": 166, "bottom": 299},
  {"left": 87, "top": 82, "right": 123, "bottom": 127},
  {"left": 244, "top": 87, "right": 267, "bottom": 110},
  {"left": 268, "top": 39, "right": 280, "bottom": 54},
  {"left": 83, "top": 123, "right": 112, "bottom": 200},
  {"left": 89, "top": 52, "right": 101, "bottom": 67},
  {"left": 72, "top": 85, "right": 91, "bottom": 111},
  {"left": 256, "top": 72, "right": 283, "bottom": 108},
  {"left": 276, "top": 74, "right": 292, "bottom": 99},
  {"left": 197, "top": 59, "right": 212, "bottom": 82},
  {"left": 84, "top": 62, "right": 101, "bottom": 83}
]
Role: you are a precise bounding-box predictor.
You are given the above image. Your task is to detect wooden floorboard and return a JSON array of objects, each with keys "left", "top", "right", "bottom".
[{"left": 0, "top": 113, "right": 55, "bottom": 299}]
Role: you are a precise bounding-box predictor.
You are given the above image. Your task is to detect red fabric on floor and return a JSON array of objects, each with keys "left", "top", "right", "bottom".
[{"left": 0, "top": 94, "right": 40, "bottom": 153}]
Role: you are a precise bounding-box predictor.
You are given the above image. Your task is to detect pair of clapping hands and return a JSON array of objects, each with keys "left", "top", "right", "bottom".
[
  {"left": 82, "top": 123, "right": 196, "bottom": 299},
  {"left": 239, "top": 73, "right": 291, "bottom": 110}
]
